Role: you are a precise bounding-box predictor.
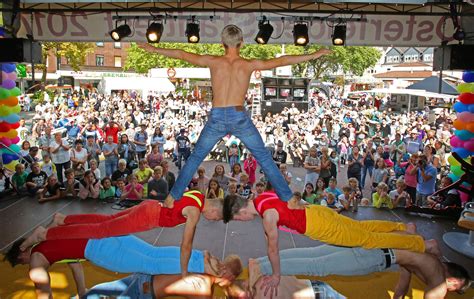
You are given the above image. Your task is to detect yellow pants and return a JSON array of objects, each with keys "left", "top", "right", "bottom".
[{"left": 304, "top": 205, "right": 425, "bottom": 253}]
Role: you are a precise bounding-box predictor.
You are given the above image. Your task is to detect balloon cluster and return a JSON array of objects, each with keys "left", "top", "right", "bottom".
[
  {"left": 448, "top": 70, "right": 474, "bottom": 203},
  {"left": 0, "top": 62, "right": 22, "bottom": 171}
]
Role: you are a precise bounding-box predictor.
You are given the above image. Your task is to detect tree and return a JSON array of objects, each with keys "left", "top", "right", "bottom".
[
  {"left": 38, "top": 42, "right": 94, "bottom": 85},
  {"left": 125, "top": 42, "right": 381, "bottom": 80}
]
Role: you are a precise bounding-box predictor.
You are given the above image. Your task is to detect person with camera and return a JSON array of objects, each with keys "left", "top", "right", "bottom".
[{"left": 412, "top": 154, "right": 437, "bottom": 206}]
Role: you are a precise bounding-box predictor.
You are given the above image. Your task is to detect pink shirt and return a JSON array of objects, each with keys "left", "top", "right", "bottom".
[
  {"left": 124, "top": 183, "right": 144, "bottom": 200},
  {"left": 404, "top": 164, "right": 417, "bottom": 188}
]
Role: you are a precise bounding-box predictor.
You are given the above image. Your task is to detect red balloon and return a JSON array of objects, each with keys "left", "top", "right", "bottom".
[
  {"left": 9, "top": 122, "right": 20, "bottom": 129},
  {"left": 0, "top": 121, "right": 12, "bottom": 132},
  {"left": 458, "top": 93, "right": 474, "bottom": 105}
]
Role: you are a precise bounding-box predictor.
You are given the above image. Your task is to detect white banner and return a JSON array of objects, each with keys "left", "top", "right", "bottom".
[{"left": 16, "top": 11, "right": 462, "bottom": 46}]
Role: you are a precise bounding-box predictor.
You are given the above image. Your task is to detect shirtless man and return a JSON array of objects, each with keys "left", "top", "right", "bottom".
[
  {"left": 223, "top": 192, "right": 441, "bottom": 296},
  {"left": 139, "top": 25, "right": 331, "bottom": 207},
  {"left": 6, "top": 235, "right": 241, "bottom": 298},
  {"left": 20, "top": 190, "right": 223, "bottom": 278},
  {"left": 248, "top": 245, "right": 471, "bottom": 298}
]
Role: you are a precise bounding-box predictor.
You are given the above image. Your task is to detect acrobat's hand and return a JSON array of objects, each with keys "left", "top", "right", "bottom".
[{"left": 260, "top": 274, "right": 280, "bottom": 299}]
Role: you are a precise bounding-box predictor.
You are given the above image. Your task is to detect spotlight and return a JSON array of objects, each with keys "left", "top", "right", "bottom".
[
  {"left": 109, "top": 23, "right": 131, "bottom": 42},
  {"left": 293, "top": 23, "right": 309, "bottom": 46},
  {"left": 186, "top": 22, "right": 200, "bottom": 43},
  {"left": 146, "top": 22, "right": 164, "bottom": 43},
  {"left": 453, "top": 27, "right": 465, "bottom": 41},
  {"left": 332, "top": 24, "right": 346, "bottom": 46},
  {"left": 255, "top": 20, "right": 274, "bottom": 45}
]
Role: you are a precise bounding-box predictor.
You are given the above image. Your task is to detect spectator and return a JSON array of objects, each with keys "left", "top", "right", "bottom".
[
  {"left": 321, "top": 193, "right": 344, "bottom": 213},
  {"left": 102, "top": 136, "right": 119, "bottom": 178},
  {"left": 228, "top": 141, "right": 240, "bottom": 169},
  {"left": 85, "top": 135, "right": 101, "bottom": 167},
  {"left": 414, "top": 154, "right": 437, "bottom": 206},
  {"left": 372, "top": 158, "right": 389, "bottom": 189},
  {"left": 134, "top": 159, "right": 153, "bottom": 195},
  {"left": 230, "top": 163, "right": 243, "bottom": 183},
  {"left": 89, "top": 159, "right": 101, "bottom": 180},
  {"left": 38, "top": 126, "right": 53, "bottom": 158},
  {"left": 150, "top": 127, "right": 166, "bottom": 155},
  {"left": 302, "top": 182, "right": 318, "bottom": 204},
  {"left": 121, "top": 174, "right": 144, "bottom": 201},
  {"left": 314, "top": 178, "right": 326, "bottom": 202},
  {"left": 104, "top": 120, "right": 123, "bottom": 144},
  {"left": 338, "top": 186, "right": 353, "bottom": 211},
  {"left": 303, "top": 146, "right": 320, "bottom": 187},
  {"left": 70, "top": 139, "right": 87, "bottom": 179},
  {"left": 279, "top": 163, "right": 292, "bottom": 185},
  {"left": 114, "top": 178, "right": 126, "bottom": 198},
  {"left": 39, "top": 153, "right": 56, "bottom": 177},
  {"left": 118, "top": 134, "right": 137, "bottom": 170},
  {"left": 61, "top": 168, "right": 79, "bottom": 198},
  {"left": 0, "top": 166, "right": 12, "bottom": 197},
  {"left": 361, "top": 140, "right": 375, "bottom": 189},
  {"left": 146, "top": 144, "right": 163, "bottom": 169},
  {"left": 112, "top": 159, "right": 131, "bottom": 186},
  {"left": 38, "top": 175, "right": 62, "bottom": 203},
  {"left": 175, "top": 128, "right": 191, "bottom": 170},
  {"left": 238, "top": 173, "right": 253, "bottom": 200},
  {"left": 160, "top": 160, "right": 175, "bottom": 192},
  {"left": 389, "top": 179, "right": 410, "bottom": 208},
  {"left": 426, "top": 177, "right": 461, "bottom": 209},
  {"left": 373, "top": 182, "right": 393, "bottom": 209},
  {"left": 12, "top": 163, "right": 27, "bottom": 195},
  {"left": 195, "top": 166, "right": 210, "bottom": 194},
  {"left": 206, "top": 178, "right": 224, "bottom": 200},
  {"left": 99, "top": 177, "right": 116, "bottom": 201},
  {"left": 348, "top": 177, "right": 362, "bottom": 212},
  {"left": 273, "top": 140, "right": 287, "bottom": 168},
  {"left": 255, "top": 181, "right": 266, "bottom": 196},
  {"left": 325, "top": 177, "right": 342, "bottom": 199},
  {"left": 148, "top": 166, "right": 168, "bottom": 201},
  {"left": 347, "top": 146, "right": 363, "bottom": 189},
  {"left": 243, "top": 152, "right": 257, "bottom": 187},
  {"left": 319, "top": 147, "right": 332, "bottom": 187},
  {"left": 25, "top": 162, "right": 48, "bottom": 197},
  {"left": 78, "top": 170, "right": 100, "bottom": 200},
  {"left": 49, "top": 131, "right": 71, "bottom": 183},
  {"left": 226, "top": 182, "right": 238, "bottom": 197}
]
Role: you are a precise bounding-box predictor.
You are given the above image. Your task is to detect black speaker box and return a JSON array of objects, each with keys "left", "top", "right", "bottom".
[
  {"left": 0, "top": 39, "right": 42, "bottom": 63},
  {"left": 433, "top": 45, "right": 474, "bottom": 71}
]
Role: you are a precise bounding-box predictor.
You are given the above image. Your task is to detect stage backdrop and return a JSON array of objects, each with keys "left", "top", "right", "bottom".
[{"left": 15, "top": 11, "right": 473, "bottom": 46}]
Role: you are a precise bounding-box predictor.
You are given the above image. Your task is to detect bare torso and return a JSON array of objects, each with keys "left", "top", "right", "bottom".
[
  {"left": 395, "top": 250, "right": 446, "bottom": 289},
  {"left": 207, "top": 53, "right": 253, "bottom": 107}
]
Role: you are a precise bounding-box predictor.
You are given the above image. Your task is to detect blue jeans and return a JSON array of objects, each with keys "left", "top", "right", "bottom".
[
  {"left": 83, "top": 273, "right": 152, "bottom": 299},
  {"left": 170, "top": 107, "right": 293, "bottom": 201},
  {"left": 256, "top": 245, "right": 388, "bottom": 276},
  {"left": 361, "top": 165, "right": 374, "bottom": 188},
  {"left": 85, "top": 235, "right": 204, "bottom": 274},
  {"left": 105, "top": 159, "right": 118, "bottom": 178}
]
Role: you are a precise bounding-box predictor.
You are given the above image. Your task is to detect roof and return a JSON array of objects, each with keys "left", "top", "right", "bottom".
[
  {"left": 407, "top": 76, "right": 459, "bottom": 95},
  {"left": 393, "top": 62, "right": 431, "bottom": 67},
  {"left": 373, "top": 71, "right": 433, "bottom": 79}
]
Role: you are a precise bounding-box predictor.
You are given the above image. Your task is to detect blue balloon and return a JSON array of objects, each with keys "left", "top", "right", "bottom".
[
  {"left": 452, "top": 147, "right": 473, "bottom": 159},
  {"left": 463, "top": 71, "right": 474, "bottom": 83},
  {"left": 448, "top": 173, "right": 460, "bottom": 182},
  {"left": 1, "top": 153, "right": 14, "bottom": 164},
  {"left": 1, "top": 63, "right": 16, "bottom": 73},
  {"left": 455, "top": 129, "right": 474, "bottom": 141},
  {"left": 0, "top": 114, "right": 20, "bottom": 124},
  {"left": 469, "top": 104, "right": 474, "bottom": 114},
  {"left": 453, "top": 101, "right": 468, "bottom": 113}
]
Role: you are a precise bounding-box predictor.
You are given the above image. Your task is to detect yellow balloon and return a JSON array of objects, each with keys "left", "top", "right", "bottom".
[
  {"left": 4, "top": 160, "right": 19, "bottom": 172},
  {"left": 447, "top": 154, "right": 460, "bottom": 166},
  {"left": 10, "top": 104, "right": 21, "bottom": 114},
  {"left": 0, "top": 129, "right": 18, "bottom": 139},
  {"left": 457, "top": 83, "right": 474, "bottom": 93}
]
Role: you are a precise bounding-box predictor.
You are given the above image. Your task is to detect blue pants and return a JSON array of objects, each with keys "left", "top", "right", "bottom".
[
  {"left": 170, "top": 107, "right": 293, "bottom": 201},
  {"left": 105, "top": 159, "right": 118, "bottom": 178},
  {"left": 256, "top": 245, "right": 388, "bottom": 276},
  {"left": 83, "top": 273, "right": 151, "bottom": 299},
  {"left": 84, "top": 235, "right": 204, "bottom": 274},
  {"left": 361, "top": 165, "right": 374, "bottom": 188}
]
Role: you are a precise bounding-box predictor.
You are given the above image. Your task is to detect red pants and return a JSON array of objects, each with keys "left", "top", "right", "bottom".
[{"left": 47, "top": 200, "right": 161, "bottom": 240}]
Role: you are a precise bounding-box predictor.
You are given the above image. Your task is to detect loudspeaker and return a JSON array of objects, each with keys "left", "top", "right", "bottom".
[
  {"left": 433, "top": 45, "right": 474, "bottom": 71},
  {"left": 0, "top": 39, "right": 42, "bottom": 63}
]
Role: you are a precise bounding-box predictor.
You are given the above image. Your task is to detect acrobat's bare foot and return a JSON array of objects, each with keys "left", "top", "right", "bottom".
[
  {"left": 164, "top": 195, "right": 175, "bottom": 208},
  {"left": 425, "top": 239, "right": 442, "bottom": 257},
  {"left": 248, "top": 258, "right": 264, "bottom": 292},
  {"left": 20, "top": 226, "right": 47, "bottom": 251},
  {"left": 50, "top": 213, "right": 66, "bottom": 228},
  {"left": 406, "top": 223, "right": 417, "bottom": 234}
]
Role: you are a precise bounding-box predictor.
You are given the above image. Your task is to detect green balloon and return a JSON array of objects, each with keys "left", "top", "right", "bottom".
[
  {"left": 0, "top": 88, "right": 10, "bottom": 99},
  {"left": 10, "top": 87, "right": 21, "bottom": 97},
  {"left": 450, "top": 165, "right": 464, "bottom": 177}
]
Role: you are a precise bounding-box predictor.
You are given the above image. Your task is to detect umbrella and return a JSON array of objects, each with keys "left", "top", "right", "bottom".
[{"left": 407, "top": 76, "right": 459, "bottom": 95}]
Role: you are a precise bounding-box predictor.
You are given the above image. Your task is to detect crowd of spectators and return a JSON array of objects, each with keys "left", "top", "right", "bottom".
[{"left": 0, "top": 88, "right": 466, "bottom": 214}]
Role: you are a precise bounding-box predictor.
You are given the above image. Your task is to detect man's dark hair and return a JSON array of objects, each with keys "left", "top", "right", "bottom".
[
  {"left": 223, "top": 194, "right": 249, "bottom": 224},
  {"left": 4, "top": 238, "right": 26, "bottom": 267},
  {"left": 444, "top": 262, "right": 471, "bottom": 292}
]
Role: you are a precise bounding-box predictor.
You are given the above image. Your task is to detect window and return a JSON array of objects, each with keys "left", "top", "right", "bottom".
[
  {"left": 114, "top": 56, "right": 122, "bottom": 67},
  {"left": 96, "top": 55, "right": 105, "bottom": 66},
  {"left": 96, "top": 42, "right": 104, "bottom": 47},
  {"left": 114, "top": 42, "right": 121, "bottom": 48},
  {"left": 423, "top": 54, "right": 433, "bottom": 62}
]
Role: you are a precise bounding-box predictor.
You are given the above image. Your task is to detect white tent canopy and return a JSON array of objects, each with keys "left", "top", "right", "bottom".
[
  {"left": 98, "top": 77, "right": 175, "bottom": 95},
  {"left": 348, "top": 88, "right": 456, "bottom": 100}
]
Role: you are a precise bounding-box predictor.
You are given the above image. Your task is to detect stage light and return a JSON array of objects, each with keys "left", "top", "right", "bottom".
[
  {"left": 146, "top": 22, "right": 164, "bottom": 43},
  {"left": 109, "top": 23, "right": 131, "bottom": 41},
  {"left": 453, "top": 27, "right": 465, "bottom": 41},
  {"left": 332, "top": 24, "right": 346, "bottom": 46},
  {"left": 255, "top": 20, "right": 274, "bottom": 44},
  {"left": 186, "top": 22, "right": 200, "bottom": 43},
  {"left": 293, "top": 23, "right": 309, "bottom": 46}
]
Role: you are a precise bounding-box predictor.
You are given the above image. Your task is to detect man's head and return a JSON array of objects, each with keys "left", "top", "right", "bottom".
[
  {"left": 443, "top": 262, "right": 471, "bottom": 293},
  {"left": 202, "top": 197, "right": 224, "bottom": 221},
  {"left": 221, "top": 25, "right": 243, "bottom": 49},
  {"left": 4, "top": 238, "right": 30, "bottom": 267},
  {"left": 223, "top": 194, "right": 253, "bottom": 223}
]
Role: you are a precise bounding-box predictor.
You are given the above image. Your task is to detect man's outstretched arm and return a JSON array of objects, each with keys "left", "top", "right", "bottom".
[
  {"left": 250, "top": 49, "right": 331, "bottom": 71},
  {"left": 394, "top": 266, "right": 411, "bottom": 299},
  {"left": 138, "top": 43, "right": 213, "bottom": 67},
  {"left": 261, "top": 210, "right": 281, "bottom": 298}
]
